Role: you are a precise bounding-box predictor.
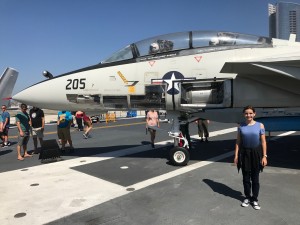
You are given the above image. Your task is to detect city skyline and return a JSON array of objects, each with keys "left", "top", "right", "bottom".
[{"left": 269, "top": 1, "right": 300, "bottom": 41}]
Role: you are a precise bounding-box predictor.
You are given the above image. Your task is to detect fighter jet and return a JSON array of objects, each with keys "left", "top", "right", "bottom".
[
  {"left": 12, "top": 30, "right": 300, "bottom": 165},
  {"left": 0, "top": 67, "right": 18, "bottom": 107}
]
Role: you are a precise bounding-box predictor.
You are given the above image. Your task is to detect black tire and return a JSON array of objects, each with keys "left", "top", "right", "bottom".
[{"left": 169, "top": 147, "right": 190, "bottom": 166}]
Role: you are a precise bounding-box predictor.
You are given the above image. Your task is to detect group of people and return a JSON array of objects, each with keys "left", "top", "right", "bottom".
[
  {"left": 146, "top": 106, "right": 267, "bottom": 210},
  {"left": 146, "top": 109, "right": 210, "bottom": 149},
  {"left": 0, "top": 104, "right": 94, "bottom": 160},
  {"left": 57, "top": 110, "right": 93, "bottom": 152},
  {"left": 15, "top": 104, "right": 45, "bottom": 160},
  {"left": 0, "top": 104, "right": 45, "bottom": 160}
]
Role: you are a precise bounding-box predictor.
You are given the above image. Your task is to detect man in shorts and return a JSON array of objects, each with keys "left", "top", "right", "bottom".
[
  {"left": 1, "top": 105, "right": 11, "bottom": 147},
  {"left": 57, "top": 110, "right": 74, "bottom": 153},
  {"left": 29, "top": 106, "right": 45, "bottom": 154},
  {"left": 15, "top": 104, "right": 32, "bottom": 160}
]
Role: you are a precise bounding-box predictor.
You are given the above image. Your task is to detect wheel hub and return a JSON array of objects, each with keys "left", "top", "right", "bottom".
[{"left": 174, "top": 151, "right": 186, "bottom": 163}]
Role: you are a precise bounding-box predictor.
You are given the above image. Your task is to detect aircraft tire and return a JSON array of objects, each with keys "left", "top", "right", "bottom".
[{"left": 169, "top": 147, "right": 190, "bottom": 166}]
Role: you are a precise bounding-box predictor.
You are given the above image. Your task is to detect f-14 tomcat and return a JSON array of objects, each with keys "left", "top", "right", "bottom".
[{"left": 13, "top": 30, "right": 300, "bottom": 165}]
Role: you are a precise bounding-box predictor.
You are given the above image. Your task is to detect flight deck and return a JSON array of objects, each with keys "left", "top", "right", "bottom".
[{"left": 0, "top": 117, "right": 299, "bottom": 225}]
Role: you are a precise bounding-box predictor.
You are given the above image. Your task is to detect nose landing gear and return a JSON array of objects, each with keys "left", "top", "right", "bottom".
[{"left": 168, "top": 131, "right": 190, "bottom": 166}]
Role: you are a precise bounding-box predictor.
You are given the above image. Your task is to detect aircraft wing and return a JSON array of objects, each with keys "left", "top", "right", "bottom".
[
  {"left": 221, "top": 59, "right": 300, "bottom": 97},
  {"left": 221, "top": 59, "right": 300, "bottom": 79},
  {"left": 0, "top": 67, "right": 19, "bottom": 107}
]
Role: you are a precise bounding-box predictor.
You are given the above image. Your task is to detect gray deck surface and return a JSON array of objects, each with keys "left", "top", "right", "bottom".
[{"left": 0, "top": 117, "right": 299, "bottom": 225}]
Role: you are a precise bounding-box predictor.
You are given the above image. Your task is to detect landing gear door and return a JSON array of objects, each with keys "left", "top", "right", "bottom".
[
  {"left": 178, "top": 79, "right": 232, "bottom": 110},
  {"left": 164, "top": 80, "right": 182, "bottom": 111}
]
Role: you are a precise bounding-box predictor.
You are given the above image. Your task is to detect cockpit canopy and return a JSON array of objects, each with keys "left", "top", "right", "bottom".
[{"left": 101, "top": 30, "right": 272, "bottom": 64}]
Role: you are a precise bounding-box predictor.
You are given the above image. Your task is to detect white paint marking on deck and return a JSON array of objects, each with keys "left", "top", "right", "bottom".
[
  {"left": 130, "top": 151, "right": 234, "bottom": 190},
  {"left": 269, "top": 131, "right": 296, "bottom": 140},
  {"left": 0, "top": 128, "right": 294, "bottom": 225}
]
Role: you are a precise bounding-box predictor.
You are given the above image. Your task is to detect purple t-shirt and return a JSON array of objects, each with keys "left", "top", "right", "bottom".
[{"left": 238, "top": 122, "right": 265, "bottom": 148}]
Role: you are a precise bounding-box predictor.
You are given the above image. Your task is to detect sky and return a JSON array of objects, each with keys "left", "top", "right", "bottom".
[{"left": 1, "top": 0, "right": 300, "bottom": 95}]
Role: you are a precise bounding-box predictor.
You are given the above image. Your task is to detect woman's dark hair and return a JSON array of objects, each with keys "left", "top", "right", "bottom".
[{"left": 243, "top": 105, "right": 256, "bottom": 113}]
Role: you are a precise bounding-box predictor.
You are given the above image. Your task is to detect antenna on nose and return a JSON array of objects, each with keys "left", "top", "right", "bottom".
[{"left": 42, "top": 70, "right": 53, "bottom": 79}]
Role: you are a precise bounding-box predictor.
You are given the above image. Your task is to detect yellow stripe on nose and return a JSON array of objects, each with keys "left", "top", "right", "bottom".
[{"left": 117, "top": 71, "right": 128, "bottom": 84}]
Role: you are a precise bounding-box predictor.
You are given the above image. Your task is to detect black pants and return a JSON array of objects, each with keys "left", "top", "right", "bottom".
[
  {"left": 76, "top": 118, "right": 83, "bottom": 130},
  {"left": 242, "top": 169, "right": 260, "bottom": 201}
]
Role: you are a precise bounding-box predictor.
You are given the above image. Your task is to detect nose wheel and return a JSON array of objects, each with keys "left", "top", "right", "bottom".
[{"left": 169, "top": 147, "right": 190, "bottom": 166}]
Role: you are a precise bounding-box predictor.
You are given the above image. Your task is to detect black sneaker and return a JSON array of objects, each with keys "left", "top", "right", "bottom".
[
  {"left": 151, "top": 143, "right": 155, "bottom": 148},
  {"left": 6, "top": 142, "right": 11, "bottom": 146}
]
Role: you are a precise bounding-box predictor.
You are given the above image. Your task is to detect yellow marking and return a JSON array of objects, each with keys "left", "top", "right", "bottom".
[
  {"left": 117, "top": 71, "right": 128, "bottom": 84},
  {"left": 105, "top": 113, "right": 116, "bottom": 123},
  {"left": 128, "top": 86, "right": 135, "bottom": 93},
  {"left": 9, "top": 121, "right": 145, "bottom": 139}
]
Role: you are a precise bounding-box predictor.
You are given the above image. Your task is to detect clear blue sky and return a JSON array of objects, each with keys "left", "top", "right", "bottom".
[{"left": 1, "top": 0, "right": 300, "bottom": 94}]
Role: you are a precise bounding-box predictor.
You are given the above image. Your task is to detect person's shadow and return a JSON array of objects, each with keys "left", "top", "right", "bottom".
[{"left": 203, "top": 179, "right": 244, "bottom": 201}]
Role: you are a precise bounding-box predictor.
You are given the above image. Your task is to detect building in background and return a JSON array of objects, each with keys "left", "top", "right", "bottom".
[{"left": 269, "top": 2, "right": 300, "bottom": 41}]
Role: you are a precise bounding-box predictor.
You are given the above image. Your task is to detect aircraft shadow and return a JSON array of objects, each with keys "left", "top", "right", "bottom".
[
  {"left": 61, "top": 134, "right": 300, "bottom": 171},
  {"left": 264, "top": 135, "right": 300, "bottom": 170},
  {"left": 141, "top": 141, "right": 153, "bottom": 145}
]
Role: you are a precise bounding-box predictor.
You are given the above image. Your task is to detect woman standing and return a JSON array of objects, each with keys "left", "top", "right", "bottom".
[{"left": 234, "top": 105, "right": 267, "bottom": 210}]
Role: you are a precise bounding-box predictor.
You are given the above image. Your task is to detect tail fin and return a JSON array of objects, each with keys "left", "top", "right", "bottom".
[{"left": 0, "top": 67, "right": 18, "bottom": 107}]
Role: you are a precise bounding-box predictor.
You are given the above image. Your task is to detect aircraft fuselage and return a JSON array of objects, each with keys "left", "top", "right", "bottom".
[{"left": 13, "top": 31, "right": 300, "bottom": 127}]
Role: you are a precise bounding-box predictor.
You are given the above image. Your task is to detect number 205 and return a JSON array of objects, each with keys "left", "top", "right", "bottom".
[{"left": 66, "top": 78, "right": 86, "bottom": 90}]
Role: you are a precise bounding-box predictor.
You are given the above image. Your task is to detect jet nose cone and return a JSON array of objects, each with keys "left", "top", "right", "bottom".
[
  {"left": 12, "top": 89, "right": 31, "bottom": 104},
  {"left": 12, "top": 91, "right": 24, "bottom": 102},
  {"left": 12, "top": 81, "right": 68, "bottom": 110}
]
